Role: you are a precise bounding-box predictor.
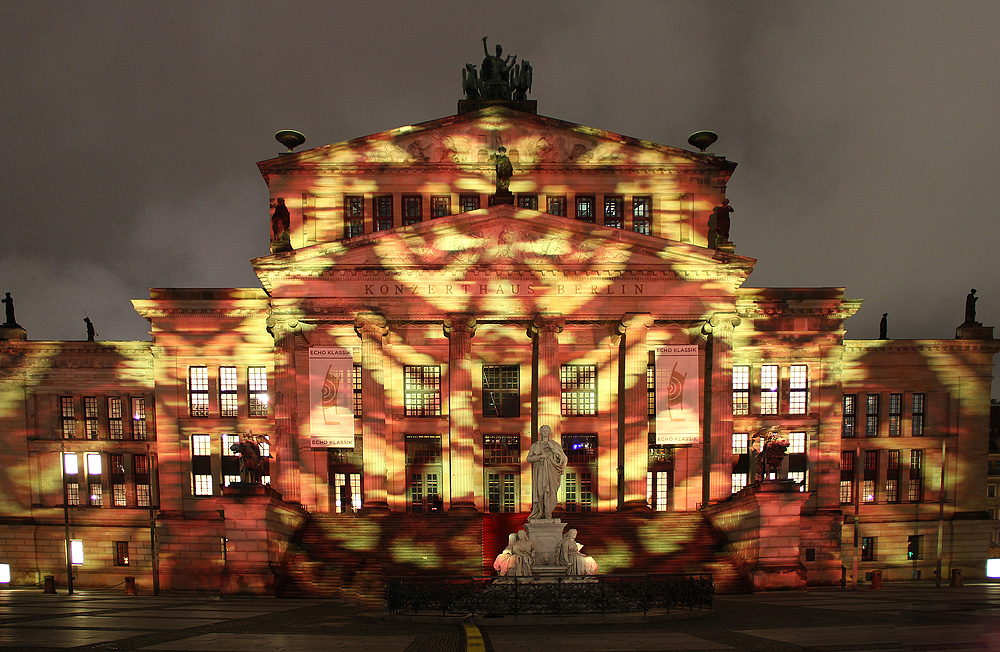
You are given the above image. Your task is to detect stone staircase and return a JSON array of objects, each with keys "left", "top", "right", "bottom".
[{"left": 278, "top": 510, "right": 749, "bottom": 601}]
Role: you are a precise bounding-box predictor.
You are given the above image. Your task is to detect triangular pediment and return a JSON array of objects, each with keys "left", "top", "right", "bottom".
[
  {"left": 259, "top": 106, "right": 733, "bottom": 172},
  {"left": 253, "top": 205, "right": 754, "bottom": 289}
]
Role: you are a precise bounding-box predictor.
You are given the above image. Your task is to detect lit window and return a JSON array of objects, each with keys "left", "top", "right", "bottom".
[
  {"left": 131, "top": 397, "right": 147, "bottom": 440},
  {"left": 907, "top": 535, "right": 921, "bottom": 560},
  {"left": 647, "top": 470, "right": 669, "bottom": 511},
  {"left": 912, "top": 393, "right": 925, "bottom": 435},
  {"left": 632, "top": 196, "right": 652, "bottom": 235},
  {"left": 889, "top": 393, "right": 901, "bottom": 436},
  {"left": 863, "top": 449, "right": 878, "bottom": 503},
  {"left": 344, "top": 195, "right": 364, "bottom": 238},
  {"left": 403, "top": 366, "right": 441, "bottom": 417},
  {"left": 487, "top": 471, "right": 518, "bottom": 514},
  {"left": 113, "top": 484, "right": 127, "bottom": 507},
  {"left": 134, "top": 453, "right": 151, "bottom": 508},
  {"left": 886, "top": 479, "right": 899, "bottom": 503},
  {"left": 61, "top": 396, "right": 76, "bottom": 439},
  {"left": 760, "top": 365, "right": 778, "bottom": 415},
  {"left": 517, "top": 194, "right": 538, "bottom": 210},
  {"left": 546, "top": 195, "right": 566, "bottom": 217},
  {"left": 430, "top": 195, "right": 451, "bottom": 218},
  {"left": 842, "top": 394, "right": 857, "bottom": 438},
  {"left": 788, "top": 471, "right": 806, "bottom": 491},
  {"left": 220, "top": 366, "right": 238, "bottom": 417},
  {"left": 484, "top": 434, "right": 520, "bottom": 465},
  {"left": 459, "top": 194, "right": 480, "bottom": 212},
  {"left": 373, "top": 195, "right": 393, "bottom": 231},
  {"left": 192, "top": 434, "right": 211, "bottom": 456},
  {"left": 193, "top": 475, "right": 213, "bottom": 496},
  {"left": 866, "top": 394, "right": 880, "bottom": 437},
  {"left": 70, "top": 540, "right": 84, "bottom": 565},
  {"left": 222, "top": 433, "right": 240, "bottom": 487},
  {"left": 861, "top": 536, "right": 876, "bottom": 562},
  {"left": 732, "top": 472, "right": 748, "bottom": 494},
  {"left": 732, "top": 365, "right": 750, "bottom": 415},
  {"left": 647, "top": 364, "right": 655, "bottom": 417},
  {"left": 188, "top": 367, "right": 209, "bottom": 417},
  {"left": 353, "top": 364, "right": 362, "bottom": 417},
  {"left": 483, "top": 365, "right": 519, "bottom": 418},
  {"left": 64, "top": 452, "right": 79, "bottom": 475},
  {"left": 787, "top": 432, "right": 806, "bottom": 454},
  {"left": 732, "top": 432, "right": 749, "bottom": 455},
  {"left": 575, "top": 195, "right": 595, "bottom": 222},
  {"left": 402, "top": 195, "right": 422, "bottom": 226},
  {"left": 114, "top": 541, "right": 129, "bottom": 566},
  {"left": 561, "top": 364, "right": 597, "bottom": 416},
  {"left": 840, "top": 451, "right": 854, "bottom": 504},
  {"left": 86, "top": 452, "right": 102, "bottom": 475},
  {"left": 248, "top": 367, "right": 268, "bottom": 417},
  {"left": 191, "top": 434, "right": 213, "bottom": 496},
  {"left": 108, "top": 397, "right": 123, "bottom": 440},
  {"left": 886, "top": 450, "right": 900, "bottom": 503},
  {"left": 789, "top": 365, "right": 808, "bottom": 414},
  {"left": 909, "top": 449, "right": 923, "bottom": 502},
  {"left": 84, "top": 397, "right": 99, "bottom": 439},
  {"left": 604, "top": 196, "right": 624, "bottom": 228}
]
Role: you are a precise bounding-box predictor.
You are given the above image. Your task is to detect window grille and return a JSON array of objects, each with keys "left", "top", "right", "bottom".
[
  {"left": 561, "top": 364, "right": 597, "bottom": 416},
  {"left": 403, "top": 366, "right": 441, "bottom": 417}
]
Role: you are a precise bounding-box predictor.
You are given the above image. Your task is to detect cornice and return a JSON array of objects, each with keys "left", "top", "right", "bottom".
[{"left": 844, "top": 339, "right": 1000, "bottom": 354}]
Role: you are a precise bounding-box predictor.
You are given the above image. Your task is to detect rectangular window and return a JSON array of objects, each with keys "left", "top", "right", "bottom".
[
  {"left": 886, "top": 450, "right": 900, "bottom": 503},
  {"left": 732, "top": 365, "right": 750, "bottom": 415},
  {"left": 61, "top": 396, "right": 76, "bottom": 439},
  {"left": 517, "top": 194, "right": 538, "bottom": 210},
  {"left": 220, "top": 366, "right": 238, "bottom": 417},
  {"left": 907, "top": 535, "right": 922, "bottom": 560},
  {"left": 403, "top": 366, "right": 441, "bottom": 417},
  {"left": 732, "top": 432, "right": 749, "bottom": 455},
  {"left": 373, "top": 195, "right": 393, "bottom": 231},
  {"left": 564, "top": 434, "right": 597, "bottom": 464},
  {"left": 760, "top": 365, "right": 778, "bottom": 415},
  {"left": 546, "top": 195, "right": 566, "bottom": 217},
  {"left": 248, "top": 367, "right": 268, "bottom": 417},
  {"left": 84, "top": 397, "right": 99, "bottom": 439},
  {"left": 561, "top": 364, "right": 597, "bottom": 416},
  {"left": 405, "top": 435, "right": 442, "bottom": 513},
  {"left": 114, "top": 541, "right": 129, "bottom": 566},
  {"left": 732, "top": 472, "right": 749, "bottom": 494},
  {"left": 108, "top": 397, "right": 123, "bottom": 440},
  {"left": 430, "top": 195, "right": 451, "bottom": 218},
  {"left": 112, "top": 484, "right": 127, "bottom": 507},
  {"left": 483, "top": 365, "right": 519, "bottom": 418},
  {"left": 191, "top": 434, "right": 213, "bottom": 496},
  {"left": 647, "top": 364, "right": 655, "bottom": 417},
  {"left": 401, "top": 194, "right": 422, "bottom": 226},
  {"left": 912, "top": 393, "right": 925, "bottom": 436},
  {"left": 344, "top": 195, "right": 365, "bottom": 239},
  {"left": 861, "top": 536, "right": 876, "bottom": 562},
  {"left": 843, "top": 394, "right": 857, "bottom": 438},
  {"left": 86, "top": 452, "right": 102, "bottom": 506},
  {"left": 134, "top": 454, "right": 151, "bottom": 508},
  {"left": 221, "top": 433, "right": 241, "bottom": 487},
  {"left": 487, "top": 471, "right": 518, "bottom": 514},
  {"left": 863, "top": 450, "right": 878, "bottom": 503},
  {"left": 575, "top": 195, "right": 595, "bottom": 222},
  {"left": 632, "top": 196, "right": 652, "bottom": 235},
  {"left": 787, "top": 432, "right": 806, "bottom": 454},
  {"left": 130, "top": 397, "right": 147, "bottom": 440},
  {"left": 484, "top": 434, "right": 519, "bottom": 466},
  {"left": 353, "top": 364, "right": 362, "bottom": 417},
  {"left": 866, "top": 394, "right": 880, "bottom": 437},
  {"left": 188, "top": 367, "right": 209, "bottom": 417},
  {"left": 909, "top": 449, "right": 923, "bottom": 502},
  {"left": 604, "top": 195, "right": 624, "bottom": 228},
  {"left": 840, "top": 451, "right": 854, "bottom": 504},
  {"left": 789, "top": 365, "right": 808, "bottom": 414},
  {"left": 563, "top": 471, "right": 593, "bottom": 512},
  {"left": 64, "top": 451, "right": 80, "bottom": 505},
  {"left": 647, "top": 471, "right": 670, "bottom": 511},
  {"left": 889, "top": 393, "right": 901, "bottom": 436},
  {"left": 70, "top": 540, "right": 84, "bottom": 565},
  {"left": 459, "top": 194, "right": 480, "bottom": 212}
]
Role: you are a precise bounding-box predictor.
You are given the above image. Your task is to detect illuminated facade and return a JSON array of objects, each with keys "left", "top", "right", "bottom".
[{"left": 1, "top": 101, "right": 996, "bottom": 593}]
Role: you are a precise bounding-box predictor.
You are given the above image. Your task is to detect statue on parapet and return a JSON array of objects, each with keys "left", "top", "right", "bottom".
[
  {"left": 964, "top": 288, "right": 980, "bottom": 326},
  {"left": 711, "top": 199, "right": 734, "bottom": 245},
  {"left": 492, "top": 146, "right": 513, "bottom": 194},
  {"left": 2, "top": 292, "right": 18, "bottom": 327},
  {"left": 84, "top": 317, "right": 96, "bottom": 342},
  {"left": 270, "top": 198, "right": 291, "bottom": 253},
  {"left": 879, "top": 313, "right": 887, "bottom": 339},
  {"left": 526, "top": 425, "right": 567, "bottom": 520}
]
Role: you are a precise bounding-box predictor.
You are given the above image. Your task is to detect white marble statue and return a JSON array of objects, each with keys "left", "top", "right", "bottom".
[
  {"left": 557, "top": 529, "right": 599, "bottom": 576},
  {"left": 525, "top": 425, "right": 567, "bottom": 520},
  {"left": 510, "top": 529, "right": 535, "bottom": 576},
  {"left": 493, "top": 533, "right": 517, "bottom": 576}
]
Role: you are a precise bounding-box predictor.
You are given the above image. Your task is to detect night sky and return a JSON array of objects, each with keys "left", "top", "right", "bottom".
[{"left": 3, "top": 2, "right": 998, "bottom": 392}]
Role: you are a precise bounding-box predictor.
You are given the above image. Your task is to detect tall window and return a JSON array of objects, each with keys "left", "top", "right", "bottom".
[
  {"left": 191, "top": 434, "right": 213, "bottom": 496},
  {"left": 84, "top": 397, "right": 99, "bottom": 439},
  {"left": 843, "top": 394, "right": 857, "bottom": 438},
  {"left": 632, "top": 196, "right": 652, "bottom": 234},
  {"left": 787, "top": 432, "right": 808, "bottom": 491},
  {"left": 108, "top": 397, "right": 123, "bottom": 440},
  {"left": 70, "top": 540, "right": 84, "bottom": 565},
  {"left": 861, "top": 536, "right": 876, "bottom": 562},
  {"left": 732, "top": 472, "right": 749, "bottom": 494},
  {"left": 648, "top": 470, "right": 670, "bottom": 511},
  {"left": 403, "top": 366, "right": 441, "bottom": 417},
  {"left": 647, "top": 364, "right": 655, "bottom": 417},
  {"left": 64, "top": 452, "right": 80, "bottom": 506},
  {"left": 575, "top": 195, "right": 595, "bottom": 222},
  {"left": 61, "top": 396, "right": 76, "bottom": 439},
  {"left": 219, "top": 366, "right": 238, "bottom": 417},
  {"left": 840, "top": 451, "right": 854, "bottom": 504},
  {"left": 483, "top": 365, "right": 519, "bottom": 417},
  {"left": 912, "top": 393, "right": 925, "bottom": 435},
  {"left": 373, "top": 195, "right": 393, "bottom": 231},
  {"left": 907, "top": 535, "right": 922, "bottom": 560},
  {"left": 401, "top": 195, "right": 422, "bottom": 225},
  {"left": 110, "top": 453, "right": 127, "bottom": 507},
  {"left": 604, "top": 195, "right": 624, "bottom": 228},
  {"left": 886, "top": 449, "right": 900, "bottom": 503},
  {"left": 353, "top": 364, "right": 362, "bottom": 417},
  {"left": 114, "top": 541, "right": 130, "bottom": 566},
  {"left": 732, "top": 365, "right": 750, "bottom": 415},
  {"left": 547, "top": 195, "right": 566, "bottom": 217},
  {"left": 221, "top": 434, "right": 241, "bottom": 487},
  {"left": 760, "top": 365, "right": 778, "bottom": 415},
  {"left": 86, "top": 452, "right": 102, "bottom": 506},
  {"left": 131, "top": 397, "right": 147, "bottom": 440},
  {"left": 485, "top": 434, "right": 519, "bottom": 513},
  {"left": 517, "top": 194, "right": 538, "bottom": 210},
  {"left": 188, "top": 367, "right": 209, "bottom": 417},
  {"left": 561, "top": 364, "right": 597, "bottom": 416},
  {"left": 789, "top": 365, "right": 808, "bottom": 414},
  {"left": 563, "top": 434, "right": 596, "bottom": 512},
  {"left": 134, "top": 454, "right": 151, "bottom": 507},
  {"left": 344, "top": 195, "right": 365, "bottom": 239},
  {"left": 405, "top": 435, "right": 442, "bottom": 513},
  {"left": 908, "top": 449, "right": 923, "bottom": 502},
  {"left": 866, "top": 394, "right": 880, "bottom": 437},
  {"left": 863, "top": 450, "right": 878, "bottom": 503},
  {"left": 888, "top": 393, "right": 902, "bottom": 436},
  {"left": 248, "top": 367, "right": 268, "bottom": 417},
  {"left": 732, "top": 432, "right": 750, "bottom": 494},
  {"left": 430, "top": 195, "right": 451, "bottom": 218},
  {"left": 459, "top": 194, "right": 480, "bottom": 212}
]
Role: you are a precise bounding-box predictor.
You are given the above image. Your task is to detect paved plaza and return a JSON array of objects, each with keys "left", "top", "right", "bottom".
[{"left": 0, "top": 582, "right": 998, "bottom": 651}]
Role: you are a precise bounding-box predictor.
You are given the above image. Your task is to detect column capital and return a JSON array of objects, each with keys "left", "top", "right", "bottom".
[
  {"left": 617, "top": 312, "right": 654, "bottom": 335},
  {"left": 266, "top": 316, "right": 313, "bottom": 345},
  {"left": 443, "top": 314, "right": 477, "bottom": 339},
  {"left": 354, "top": 312, "right": 389, "bottom": 339},
  {"left": 529, "top": 312, "right": 565, "bottom": 337},
  {"left": 702, "top": 313, "right": 741, "bottom": 335}
]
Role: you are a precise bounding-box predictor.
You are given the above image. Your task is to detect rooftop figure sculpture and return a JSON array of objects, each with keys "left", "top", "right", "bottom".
[
  {"left": 85, "top": 317, "right": 96, "bottom": 342},
  {"left": 879, "top": 313, "right": 888, "bottom": 339},
  {"left": 964, "top": 288, "right": 979, "bottom": 326},
  {"left": 2, "top": 292, "right": 18, "bottom": 327},
  {"left": 461, "top": 38, "right": 529, "bottom": 102}
]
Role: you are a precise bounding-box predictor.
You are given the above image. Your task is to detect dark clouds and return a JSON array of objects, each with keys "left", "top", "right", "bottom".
[{"left": 2, "top": 1, "right": 998, "bottom": 390}]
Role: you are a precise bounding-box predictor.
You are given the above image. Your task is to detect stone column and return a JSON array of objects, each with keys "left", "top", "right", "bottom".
[
  {"left": 268, "top": 317, "right": 301, "bottom": 504},
  {"left": 618, "top": 313, "right": 654, "bottom": 510},
  {"left": 355, "top": 312, "right": 390, "bottom": 512},
  {"left": 444, "top": 314, "right": 477, "bottom": 512},
  {"left": 704, "top": 314, "right": 740, "bottom": 503},
  {"left": 530, "top": 313, "right": 565, "bottom": 436}
]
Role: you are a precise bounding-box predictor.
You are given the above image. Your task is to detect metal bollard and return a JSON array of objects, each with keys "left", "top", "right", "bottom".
[
  {"left": 950, "top": 568, "right": 962, "bottom": 587},
  {"left": 124, "top": 576, "right": 137, "bottom": 596},
  {"left": 870, "top": 569, "right": 883, "bottom": 589},
  {"left": 43, "top": 575, "right": 56, "bottom": 594}
]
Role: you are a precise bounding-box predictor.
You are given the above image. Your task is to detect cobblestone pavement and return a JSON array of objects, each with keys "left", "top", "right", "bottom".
[{"left": 0, "top": 583, "right": 998, "bottom": 651}]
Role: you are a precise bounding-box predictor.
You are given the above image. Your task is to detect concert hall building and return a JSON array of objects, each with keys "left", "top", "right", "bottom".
[{"left": 0, "top": 80, "right": 996, "bottom": 595}]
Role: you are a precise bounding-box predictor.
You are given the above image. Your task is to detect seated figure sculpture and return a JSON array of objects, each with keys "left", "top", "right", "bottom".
[
  {"left": 510, "top": 529, "right": 535, "bottom": 576},
  {"left": 557, "top": 529, "right": 599, "bottom": 576},
  {"left": 493, "top": 533, "right": 517, "bottom": 576}
]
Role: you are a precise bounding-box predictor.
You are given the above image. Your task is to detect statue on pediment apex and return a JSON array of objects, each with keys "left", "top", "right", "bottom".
[{"left": 480, "top": 37, "right": 517, "bottom": 100}]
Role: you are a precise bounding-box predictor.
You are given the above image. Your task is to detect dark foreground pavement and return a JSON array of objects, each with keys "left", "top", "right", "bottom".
[{"left": 1, "top": 582, "right": 999, "bottom": 651}]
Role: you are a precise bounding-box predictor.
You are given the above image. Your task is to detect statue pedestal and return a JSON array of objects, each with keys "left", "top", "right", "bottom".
[
  {"left": 0, "top": 325, "right": 26, "bottom": 341},
  {"left": 956, "top": 324, "right": 993, "bottom": 339},
  {"left": 488, "top": 191, "right": 514, "bottom": 206},
  {"left": 524, "top": 518, "right": 565, "bottom": 566}
]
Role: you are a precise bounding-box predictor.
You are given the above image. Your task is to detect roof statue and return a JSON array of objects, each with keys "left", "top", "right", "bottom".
[
  {"left": 879, "top": 313, "right": 888, "bottom": 339},
  {"left": 461, "top": 38, "right": 530, "bottom": 102},
  {"left": 964, "top": 288, "right": 980, "bottom": 326},
  {"left": 2, "top": 292, "right": 19, "bottom": 327}
]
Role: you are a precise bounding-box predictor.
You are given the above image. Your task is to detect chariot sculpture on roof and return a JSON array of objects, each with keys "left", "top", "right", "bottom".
[{"left": 462, "top": 37, "right": 532, "bottom": 102}]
